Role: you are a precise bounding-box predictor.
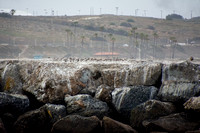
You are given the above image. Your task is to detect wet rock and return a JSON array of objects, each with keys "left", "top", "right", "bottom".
[
  {"left": 112, "top": 86, "right": 158, "bottom": 119},
  {"left": 1, "top": 63, "right": 23, "bottom": 94},
  {"left": 42, "top": 103, "right": 66, "bottom": 124},
  {"left": 142, "top": 113, "right": 199, "bottom": 133},
  {"left": 158, "top": 82, "right": 200, "bottom": 103},
  {"left": 95, "top": 85, "right": 113, "bottom": 103},
  {"left": 130, "top": 100, "right": 177, "bottom": 128},
  {"left": 0, "top": 92, "right": 29, "bottom": 115},
  {"left": 162, "top": 61, "right": 200, "bottom": 82},
  {"left": 64, "top": 94, "right": 109, "bottom": 118},
  {"left": 14, "top": 107, "right": 50, "bottom": 133},
  {"left": 184, "top": 96, "right": 200, "bottom": 112},
  {"left": 102, "top": 63, "right": 162, "bottom": 88},
  {"left": 103, "top": 116, "right": 137, "bottom": 133},
  {"left": 51, "top": 115, "right": 102, "bottom": 133}
]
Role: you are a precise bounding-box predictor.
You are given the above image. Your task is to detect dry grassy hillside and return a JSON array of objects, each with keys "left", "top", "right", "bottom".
[{"left": 0, "top": 15, "right": 200, "bottom": 59}]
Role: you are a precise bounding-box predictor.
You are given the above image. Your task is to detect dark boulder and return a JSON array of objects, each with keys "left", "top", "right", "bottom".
[
  {"left": 95, "top": 84, "right": 113, "bottom": 104},
  {"left": 1, "top": 63, "right": 23, "bottom": 94},
  {"left": 162, "top": 61, "right": 200, "bottom": 83},
  {"left": 158, "top": 82, "right": 200, "bottom": 103},
  {"left": 51, "top": 115, "right": 102, "bottom": 133},
  {"left": 0, "top": 92, "right": 29, "bottom": 115},
  {"left": 1, "top": 113, "right": 16, "bottom": 133},
  {"left": 13, "top": 103, "right": 66, "bottom": 133},
  {"left": 143, "top": 113, "right": 200, "bottom": 133},
  {"left": 0, "top": 118, "right": 6, "bottom": 133},
  {"left": 14, "top": 108, "right": 49, "bottom": 133},
  {"left": 112, "top": 86, "right": 158, "bottom": 120},
  {"left": 159, "top": 61, "right": 200, "bottom": 103},
  {"left": 103, "top": 116, "right": 137, "bottom": 133},
  {"left": 41, "top": 103, "right": 66, "bottom": 124},
  {"left": 64, "top": 94, "right": 109, "bottom": 118},
  {"left": 130, "top": 100, "right": 177, "bottom": 128},
  {"left": 184, "top": 96, "right": 200, "bottom": 112}
]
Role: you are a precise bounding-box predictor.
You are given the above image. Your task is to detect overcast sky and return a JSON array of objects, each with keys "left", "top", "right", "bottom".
[{"left": 0, "top": 0, "right": 200, "bottom": 18}]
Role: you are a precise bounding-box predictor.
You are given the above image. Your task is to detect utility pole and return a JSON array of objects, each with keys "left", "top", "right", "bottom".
[
  {"left": 26, "top": 8, "right": 28, "bottom": 16},
  {"left": 44, "top": 9, "right": 47, "bottom": 16},
  {"left": 191, "top": 10, "right": 193, "bottom": 19},
  {"left": 160, "top": 10, "right": 163, "bottom": 19},
  {"left": 135, "top": 9, "right": 139, "bottom": 16},
  {"left": 116, "top": 7, "right": 119, "bottom": 15},
  {"left": 144, "top": 10, "right": 146, "bottom": 17},
  {"left": 100, "top": 8, "right": 102, "bottom": 15},
  {"left": 90, "top": 7, "right": 94, "bottom": 15},
  {"left": 51, "top": 10, "right": 54, "bottom": 16},
  {"left": 56, "top": 11, "right": 58, "bottom": 16}
]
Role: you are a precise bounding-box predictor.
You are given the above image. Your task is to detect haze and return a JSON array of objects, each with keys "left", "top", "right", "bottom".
[{"left": 0, "top": 0, "right": 200, "bottom": 18}]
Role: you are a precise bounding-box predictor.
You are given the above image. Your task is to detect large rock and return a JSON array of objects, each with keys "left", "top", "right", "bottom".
[
  {"left": 0, "top": 60, "right": 162, "bottom": 105},
  {"left": 14, "top": 108, "right": 50, "bottom": 133},
  {"left": 102, "top": 63, "right": 162, "bottom": 88},
  {"left": 1, "top": 63, "right": 23, "bottom": 94},
  {"left": 14, "top": 103, "right": 66, "bottom": 133},
  {"left": 103, "top": 116, "right": 137, "bottom": 133},
  {"left": 20, "top": 61, "right": 78, "bottom": 103},
  {"left": 158, "top": 82, "right": 200, "bottom": 103},
  {"left": 112, "top": 86, "right": 158, "bottom": 119},
  {"left": 21, "top": 61, "right": 102, "bottom": 103},
  {"left": 184, "top": 96, "right": 200, "bottom": 112},
  {"left": 0, "top": 118, "right": 6, "bottom": 133},
  {"left": 130, "top": 100, "right": 177, "bottom": 128},
  {"left": 51, "top": 115, "right": 102, "bottom": 133},
  {"left": 159, "top": 61, "right": 200, "bottom": 103},
  {"left": 142, "top": 113, "right": 199, "bottom": 133},
  {"left": 162, "top": 61, "right": 200, "bottom": 82},
  {"left": 0, "top": 92, "right": 29, "bottom": 115},
  {"left": 1, "top": 113, "right": 16, "bottom": 133},
  {"left": 186, "top": 131, "right": 200, "bottom": 133},
  {"left": 71, "top": 67, "right": 98, "bottom": 95},
  {"left": 65, "top": 94, "right": 109, "bottom": 118},
  {"left": 95, "top": 84, "right": 113, "bottom": 103},
  {"left": 41, "top": 103, "right": 66, "bottom": 124}
]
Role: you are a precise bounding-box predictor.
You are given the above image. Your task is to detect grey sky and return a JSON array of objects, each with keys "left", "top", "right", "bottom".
[{"left": 0, "top": 0, "right": 200, "bottom": 18}]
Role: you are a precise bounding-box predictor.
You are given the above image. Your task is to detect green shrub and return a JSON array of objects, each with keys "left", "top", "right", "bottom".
[
  {"left": 166, "top": 14, "right": 183, "bottom": 20},
  {"left": 110, "top": 22, "right": 116, "bottom": 25},
  {"left": 127, "top": 19, "right": 135, "bottom": 23},
  {"left": 147, "top": 25, "right": 155, "bottom": 30},
  {"left": 120, "top": 22, "right": 132, "bottom": 27}
]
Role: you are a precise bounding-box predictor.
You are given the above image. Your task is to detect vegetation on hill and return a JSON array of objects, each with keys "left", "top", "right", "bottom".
[
  {"left": 0, "top": 14, "right": 199, "bottom": 59},
  {"left": 166, "top": 14, "right": 184, "bottom": 20}
]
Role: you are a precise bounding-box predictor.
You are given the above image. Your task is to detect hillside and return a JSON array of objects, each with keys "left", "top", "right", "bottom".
[{"left": 0, "top": 15, "right": 200, "bottom": 59}]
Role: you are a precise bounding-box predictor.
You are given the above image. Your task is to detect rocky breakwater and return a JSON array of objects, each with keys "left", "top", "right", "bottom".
[{"left": 0, "top": 58, "right": 199, "bottom": 133}]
